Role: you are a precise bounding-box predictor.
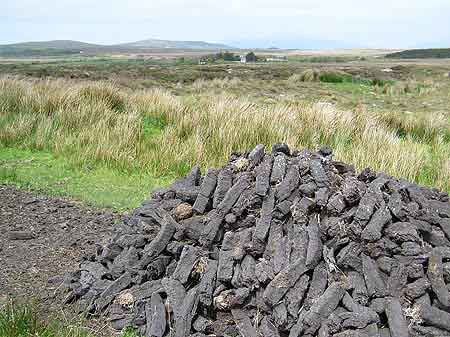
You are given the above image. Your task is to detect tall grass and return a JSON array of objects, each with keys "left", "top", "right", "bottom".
[
  {"left": 0, "top": 302, "right": 91, "bottom": 337},
  {"left": 376, "top": 80, "right": 438, "bottom": 96},
  {"left": 0, "top": 301, "right": 139, "bottom": 337},
  {"left": 0, "top": 77, "right": 449, "bottom": 192}
]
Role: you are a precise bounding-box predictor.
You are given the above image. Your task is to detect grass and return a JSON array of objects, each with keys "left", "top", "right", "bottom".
[
  {"left": 0, "top": 147, "right": 171, "bottom": 210},
  {"left": 0, "top": 301, "right": 139, "bottom": 337},
  {"left": 0, "top": 77, "right": 449, "bottom": 196}
]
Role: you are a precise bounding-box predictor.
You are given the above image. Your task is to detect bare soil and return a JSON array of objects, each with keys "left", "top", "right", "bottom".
[{"left": 0, "top": 185, "right": 119, "bottom": 314}]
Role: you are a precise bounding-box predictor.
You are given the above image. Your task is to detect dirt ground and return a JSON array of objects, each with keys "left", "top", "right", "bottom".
[{"left": 0, "top": 185, "right": 119, "bottom": 315}]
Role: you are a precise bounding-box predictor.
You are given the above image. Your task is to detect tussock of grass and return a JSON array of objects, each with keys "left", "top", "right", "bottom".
[
  {"left": 288, "top": 69, "right": 321, "bottom": 83},
  {"left": 0, "top": 301, "right": 140, "bottom": 337},
  {"left": 0, "top": 302, "right": 90, "bottom": 337},
  {"left": 0, "top": 78, "right": 449, "bottom": 193},
  {"left": 377, "top": 79, "right": 437, "bottom": 96},
  {"left": 288, "top": 69, "right": 359, "bottom": 84}
]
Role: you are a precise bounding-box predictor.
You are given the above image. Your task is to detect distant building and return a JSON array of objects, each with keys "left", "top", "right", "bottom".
[
  {"left": 198, "top": 58, "right": 208, "bottom": 65},
  {"left": 240, "top": 52, "right": 257, "bottom": 63}
]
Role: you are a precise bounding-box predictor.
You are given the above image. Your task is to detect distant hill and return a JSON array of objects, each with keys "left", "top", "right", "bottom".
[
  {"left": 386, "top": 48, "right": 450, "bottom": 59},
  {"left": 1, "top": 40, "right": 103, "bottom": 50},
  {"left": 0, "top": 40, "right": 105, "bottom": 57},
  {"left": 0, "top": 38, "right": 234, "bottom": 57},
  {"left": 118, "top": 38, "right": 232, "bottom": 50}
]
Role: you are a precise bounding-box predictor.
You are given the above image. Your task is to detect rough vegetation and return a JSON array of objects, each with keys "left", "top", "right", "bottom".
[
  {"left": 64, "top": 144, "right": 450, "bottom": 337},
  {"left": 1, "top": 78, "right": 449, "bottom": 196}
]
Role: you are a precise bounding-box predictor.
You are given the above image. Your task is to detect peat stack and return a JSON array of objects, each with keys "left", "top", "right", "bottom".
[{"left": 64, "top": 144, "right": 450, "bottom": 337}]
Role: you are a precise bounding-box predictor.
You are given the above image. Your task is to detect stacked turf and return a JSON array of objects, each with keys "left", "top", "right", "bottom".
[{"left": 65, "top": 144, "right": 450, "bottom": 337}]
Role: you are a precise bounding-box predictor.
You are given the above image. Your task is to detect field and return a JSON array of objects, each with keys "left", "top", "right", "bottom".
[
  {"left": 1, "top": 51, "right": 450, "bottom": 335},
  {"left": 1, "top": 55, "right": 450, "bottom": 207}
]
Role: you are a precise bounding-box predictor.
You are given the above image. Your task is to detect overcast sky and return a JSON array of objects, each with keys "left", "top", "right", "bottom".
[{"left": 3, "top": 0, "right": 450, "bottom": 48}]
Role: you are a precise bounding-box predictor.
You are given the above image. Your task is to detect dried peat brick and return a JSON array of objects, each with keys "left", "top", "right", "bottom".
[
  {"left": 362, "top": 254, "right": 386, "bottom": 298},
  {"left": 172, "top": 245, "right": 201, "bottom": 284},
  {"left": 275, "top": 165, "right": 300, "bottom": 202},
  {"left": 385, "top": 297, "right": 409, "bottom": 337},
  {"left": 145, "top": 293, "right": 166, "bottom": 337},
  {"left": 418, "top": 303, "right": 450, "bottom": 331},
  {"left": 309, "top": 158, "right": 330, "bottom": 188},
  {"left": 65, "top": 145, "right": 450, "bottom": 337},
  {"left": 94, "top": 272, "right": 133, "bottom": 311},
  {"left": 199, "top": 210, "right": 224, "bottom": 247},
  {"left": 273, "top": 302, "right": 288, "bottom": 329},
  {"left": 256, "top": 155, "right": 274, "bottom": 197},
  {"left": 384, "top": 221, "right": 420, "bottom": 243},
  {"left": 213, "top": 167, "right": 233, "bottom": 208},
  {"left": 270, "top": 153, "right": 287, "bottom": 184},
  {"left": 174, "top": 286, "right": 200, "bottom": 337},
  {"left": 140, "top": 210, "right": 177, "bottom": 267},
  {"left": 347, "top": 271, "right": 369, "bottom": 305},
  {"left": 255, "top": 258, "right": 275, "bottom": 284},
  {"left": 129, "top": 279, "right": 163, "bottom": 302},
  {"left": 231, "top": 309, "right": 259, "bottom": 337},
  {"left": 404, "top": 277, "right": 430, "bottom": 299},
  {"left": 361, "top": 206, "right": 392, "bottom": 242},
  {"left": 303, "top": 282, "right": 346, "bottom": 334},
  {"left": 341, "top": 293, "right": 379, "bottom": 327},
  {"left": 248, "top": 144, "right": 265, "bottom": 166},
  {"left": 272, "top": 143, "right": 291, "bottom": 155},
  {"left": 305, "top": 216, "right": 323, "bottom": 268},
  {"left": 427, "top": 250, "right": 450, "bottom": 307},
  {"left": 386, "top": 262, "right": 407, "bottom": 297},
  {"left": 327, "top": 193, "right": 346, "bottom": 216},
  {"left": 217, "top": 173, "right": 252, "bottom": 214},
  {"left": 197, "top": 259, "right": 218, "bottom": 307},
  {"left": 161, "top": 277, "right": 185, "bottom": 319},
  {"left": 273, "top": 236, "right": 290, "bottom": 274},
  {"left": 285, "top": 274, "right": 310, "bottom": 318},
  {"left": 263, "top": 258, "right": 308, "bottom": 307},
  {"left": 260, "top": 316, "right": 281, "bottom": 337},
  {"left": 303, "top": 262, "right": 328, "bottom": 310},
  {"left": 193, "top": 168, "right": 218, "bottom": 214},
  {"left": 315, "top": 187, "right": 329, "bottom": 208}
]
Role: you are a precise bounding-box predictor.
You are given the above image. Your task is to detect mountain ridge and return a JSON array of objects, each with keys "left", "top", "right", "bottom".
[
  {"left": 117, "top": 38, "right": 232, "bottom": 49},
  {"left": 0, "top": 38, "right": 233, "bottom": 50}
]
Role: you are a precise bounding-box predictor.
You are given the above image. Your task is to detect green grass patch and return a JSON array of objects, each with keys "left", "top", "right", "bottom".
[
  {"left": 142, "top": 115, "right": 167, "bottom": 137},
  {"left": 0, "top": 302, "right": 139, "bottom": 337},
  {"left": 319, "top": 72, "right": 353, "bottom": 83},
  {"left": 0, "top": 146, "right": 172, "bottom": 210}
]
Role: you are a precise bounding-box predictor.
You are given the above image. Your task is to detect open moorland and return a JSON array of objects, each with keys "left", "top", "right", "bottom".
[
  {"left": 1, "top": 50, "right": 450, "bottom": 336},
  {"left": 1, "top": 53, "right": 449, "bottom": 208}
]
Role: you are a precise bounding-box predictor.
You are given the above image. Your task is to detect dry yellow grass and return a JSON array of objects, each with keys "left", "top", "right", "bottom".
[{"left": 0, "top": 77, "right": 449, "bottom": 192}]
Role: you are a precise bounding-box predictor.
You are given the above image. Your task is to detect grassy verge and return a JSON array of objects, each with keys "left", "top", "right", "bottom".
[
  {"left": 0, "top": 147, "right": 171, "bottom": 210},
  {"left": 0, "top": 302, "right": 138, "bottom": 337}
]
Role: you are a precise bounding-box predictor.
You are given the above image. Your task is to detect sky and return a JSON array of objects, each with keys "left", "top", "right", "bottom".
[{"left": 2, "top": 0, "right": 450, "bottom": 48}]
